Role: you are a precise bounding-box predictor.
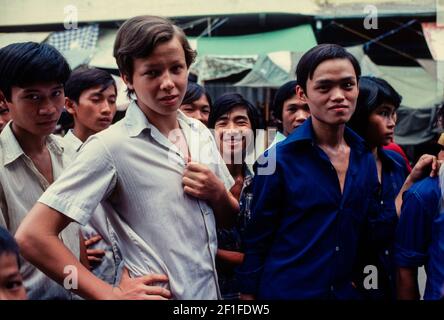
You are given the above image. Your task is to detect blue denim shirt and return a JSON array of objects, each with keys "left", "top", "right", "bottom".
[
  {"left": 356, "top": 148, "right": 408, "bottom": 299},
  {"left": 395, "top": 176, "right": 444, "bottom": 300},
  {"left": 238, "top": 118, "right": 379, "bottom": 299}
]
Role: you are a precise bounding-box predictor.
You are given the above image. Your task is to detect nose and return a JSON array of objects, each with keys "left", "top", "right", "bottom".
[
  {"left": 160, "top": 72, "right": 174, "bottom": 91},
  {"left": 294, "top": 109, "right": 308, "bottom": 123},
  {"left": 100, "top": 101, "right": 112, "bottom": 115},
  {"left": 38, "top": 100, "right": 58, "bottom": 116},
  {"left": 330, "top": 87, "right": 345, "bottom": 102}
]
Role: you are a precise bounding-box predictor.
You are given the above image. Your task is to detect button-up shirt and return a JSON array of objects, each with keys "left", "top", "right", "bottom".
[
  {"left": 238, "top": 117, "right": 379, "bottom": 299},
  {"left": 62, "top": 129, "right": 122, "bottom": 285},
  {"left": 395, "top": 176, "right": 444, "bottom": 300},
  {"left": 0, "top": 123, "right": 80, "bottom": 300},
  {"left": 39, "top": 101, "right": 234, "bottom": 299}
]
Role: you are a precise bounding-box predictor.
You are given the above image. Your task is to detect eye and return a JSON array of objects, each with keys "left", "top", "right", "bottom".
[
  {"left": 6, "top": 280, "right": 23, "bottom": 290},
  {"left": 144, "top": 70, "right": 160, "bottom": 78},
  {"left": 201, "top": 108, "right": 210, "bottom": 114},
  {"left": 25, "top": 94, "right": 40, "bottom": 101},
  {"left": 0, "top": 108, "right": 9, "bottom": 115},
  {"left": 52, "top": 90, "right": 62, "bottom": 97},
  {"left": 171, "top": 64, "right": 185, "bottom": 74},
  {"left": 342, "top": 82, "right": 355, "bottom": 90}
]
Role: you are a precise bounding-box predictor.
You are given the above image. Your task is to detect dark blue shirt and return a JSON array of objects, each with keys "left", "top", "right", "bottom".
[
  {"left": 395, "top": 176, "right": 444, "bottom": 300},
  {"left": 238, "top": 118, "right": 379, "bottom": 299},
  {"left": 356, "top": 148, "right": 408, "bottom": 299}
]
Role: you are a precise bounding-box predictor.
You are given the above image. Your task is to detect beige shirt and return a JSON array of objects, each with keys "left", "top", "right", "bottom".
[
  {"left": 39, "top": 101, "right": 234, "bottom": 299},
  {"left": 0, "top": 122, "right": 80, "bottom": 300}
]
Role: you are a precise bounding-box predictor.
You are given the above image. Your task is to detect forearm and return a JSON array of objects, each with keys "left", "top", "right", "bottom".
[
  {"left": 216, "top": 249, "right": 244, "bottom": 269},
  {"left": 397, "top": 267, "right": 420, "bottom": 300},
  {"left": 210, "top": 189, "right": 239, "bottom": 229},
  {"left": 396, "top": 176, "right": 414, "bottom": 217}
]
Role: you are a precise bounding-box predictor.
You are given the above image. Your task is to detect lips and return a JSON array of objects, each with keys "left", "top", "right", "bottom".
[
  {"left": 159, "top": 95, "right": 179, "bottom": 105},
  {"left": 36, "top": 119, "right": 58, "bottom": 126},
  {"left": 328, "top": 105, "right": 349, "bottom": 111}
]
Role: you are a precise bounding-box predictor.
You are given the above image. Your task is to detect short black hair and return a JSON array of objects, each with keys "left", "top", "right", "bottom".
[
  {"left": 182, "top": 82, "right": 212, "bottom": 108},
  {"left": 208, "top": 93, "right": 260, "bottom": 134},
  {"left": 0, "top": 226, "right": 20, "bottom": 267},
  {"left": 296, "top": 44, "right": 361, "bottom": 94},
  {"left": 273, "top": 80, "right": 297, "bottom": 121},
  {"left": 65, "top": 65, "right": 116, "bottom": 104},
  {"left": 348, "top": 76, "right": 402, "bottom": 138},
  {"left": 0, "top": 42, "right": 71, "bottom": 101}
]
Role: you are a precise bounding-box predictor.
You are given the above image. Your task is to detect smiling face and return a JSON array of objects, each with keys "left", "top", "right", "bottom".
[
  {"left": 66, "top": 84, "right": 117, "bottom": 139},
  {"left": 298, "top": 58, "right": 359, "bottom": 128},
  {"left": 122, "top": 36, "right": 188, "bottom": 121},
  {"left": 180, "top": 94, "right": 211, "bottom": 126},
  {"left": 0, "top": 253, "right": 27, "bottom": 300},
  {"left": 366, "top": 102, "right": 397, "bottom": 147},
  {"left": 4, "top": 82, "right": 64, "bottom": 137},
  {"left": 281, "top": 95, "right": 310, "bottom": 136},
  {"left": 214, "top": 105, "right": 253, "bottom": 164}
]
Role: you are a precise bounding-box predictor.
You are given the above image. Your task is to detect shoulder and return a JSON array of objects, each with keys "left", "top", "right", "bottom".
[{"left": 405, "top": 176, "right": 440, "bottom": 209}]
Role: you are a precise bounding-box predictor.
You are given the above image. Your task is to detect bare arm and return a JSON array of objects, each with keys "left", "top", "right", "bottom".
[
  {"left": 15, "top": 203, "right": 171, "bottom": 300},
  {"left": 397, "top": 267, "right": 420, "bottom": 300}
]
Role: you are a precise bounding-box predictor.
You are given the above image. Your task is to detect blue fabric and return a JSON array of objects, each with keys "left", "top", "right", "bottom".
[
  {"left": 238, "top": 118, "right": 379, "bottom": 299},
  {"left": 395, "top": 176, "right": 444, "bottom": 300},
  {"left": 356, "top": 148, "right": 408, "bottom": 300}
]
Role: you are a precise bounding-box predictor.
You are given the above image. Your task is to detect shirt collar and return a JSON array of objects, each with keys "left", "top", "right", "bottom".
[
  {"left": 1, "top": 122, "right": 63, "bottom": 166},
  {"left": 281, "top": 117, "right": 368, "bottom": 154},
  {"left": 64, "top": 129, "right": 83, "bottom": 152},
  {"left": 379, "top": 147, "right": 405, "bottom": 170}
]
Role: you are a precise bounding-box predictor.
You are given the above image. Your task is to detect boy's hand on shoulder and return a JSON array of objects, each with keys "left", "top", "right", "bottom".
[{"left": 182, "top": 161, "right": 225, "bottom": 203}]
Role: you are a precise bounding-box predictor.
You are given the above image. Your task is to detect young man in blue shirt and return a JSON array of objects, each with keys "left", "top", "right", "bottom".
[
  {"left": 395, "top": 133, "right": 444, "bottom": 300},
  {"left": 239, "top": 44, "right": 380, "bottom": 299}
]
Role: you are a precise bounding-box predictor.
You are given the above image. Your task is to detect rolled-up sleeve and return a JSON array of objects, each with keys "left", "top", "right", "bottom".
[
  {"left": 237, "top": 153, "right": 283, "bottom": 295},
  {"left": 395, "top": 189, "right": 432, "bottom": 267},
  {"left": 39, "top": 136, "right": 117, "bottom": 226}
]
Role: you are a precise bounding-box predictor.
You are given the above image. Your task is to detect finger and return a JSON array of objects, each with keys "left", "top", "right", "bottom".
[
  {"left": 183, "top": 170, "right": 203, "bottom": 182},
  {"left": 186, "top": 162, "right": 206, "bottom": 172},
  {"left": 182, "top": 176, "right": 202, "bottom": 189},
  {"left": 140, "top": 273, "right": 169, "bottom": 285},
  {"left": 88, "top": 256, "right": 102, "bottom": 263},
  {"left": 85, "top": 235, "right": 102, "bottom": 246},
  {"left": 143, "top": 285, "right": 172, "bottom": 298},
  {"left": 183, "top": 185, "right": 200, "bottom": 198},
  {"left": 142, "top": 295, "right": 169, "bottom": 300},
  {"left": 86, "top": 249, "right": 106, "bottom": 257}
]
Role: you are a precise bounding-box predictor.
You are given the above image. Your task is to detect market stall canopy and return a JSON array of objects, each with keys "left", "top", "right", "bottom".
[
  {"left": 0, "top": 32, "right": 50, "bottom": 48},
  {"left": 190, "top": 24, "right": 316, "bottom": 56}
]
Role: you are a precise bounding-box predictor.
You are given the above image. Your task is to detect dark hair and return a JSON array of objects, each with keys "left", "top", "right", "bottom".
[
  {"left": 65, "top": 65, "right": 116, "bottom": 103},
  {"left": 296, "top": 44, "right": 361, "bottom": 94},
  {"left": 0, "top": 42, "right": 71, "bottom": 101},
  {"left": 348, "top": 76, "right": 402, "bottom": 138},
  {"left": 113, "top": 15, "right": 196, "bottom": 96},
  {"left": 0, "top": 226, "right": 20, "bottom": 267},
  {"left": 273, "top": 80, "right": 297, "bottom": 121},
  {"left": 208, "top": 93, "right": 260, "bottom": 134},
  {"left": 182, "top": 82, "right": 212, "bottom": 108}
]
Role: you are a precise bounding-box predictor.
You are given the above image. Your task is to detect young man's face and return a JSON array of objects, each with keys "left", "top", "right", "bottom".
[
  {"left": 0, "top": 253, "right": 27, "bottom": 300},
  {"left": 67, "top": 84, "right": 117, "bottom": 136},
  {"left": 281, "top": 95, "right": 310, "bottom": 136},
  {"left": 4, "top": 82, "right": 64, "bottom": 137},
  {"left": 123, "top": 36, "right": 188, "bottom": 119},
  {"left": 299, "top": 58, "right": 358, "bottom": 127},
  {"left": 366, "top": 103, "right": 397, "bottom": 147},
  {"left": 0, "top": 101, "right": 11, "bottom": 132},
  {"left": 214, "top": 105, "right": 253, "bottom": 165},
  {"left": 180, "top": 94, "right": 211, "bottom": 127}
]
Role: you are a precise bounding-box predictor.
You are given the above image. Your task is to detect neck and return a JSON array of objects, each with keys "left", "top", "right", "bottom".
[
  {"left": 73, "top": 125, "right": 95, "bottom": 143},
  {"left": 371, "top": 146, "right": 378, "bottom": 160},
  {"left": 141, "top": 105, "right": 179, "bottom": 137},
  {"left": 11, "top": 122, "right": 47, "bottom": 155},
  {"left": 227, "top": 162, "right": 244, "bottom": 178},
  {"left": 312, "top": 118, "right": 346, "bottom": 149}
]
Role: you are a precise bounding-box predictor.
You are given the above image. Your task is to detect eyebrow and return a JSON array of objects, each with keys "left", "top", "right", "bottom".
[
  {"left": 314, "top": 77, "right": 356, "bottom": 85},
  {"left": 22, "top": 85, "right": 64, "bottom": 93}
]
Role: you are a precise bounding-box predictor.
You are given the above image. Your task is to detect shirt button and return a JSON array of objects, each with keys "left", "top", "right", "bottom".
[
  {"left": 380, "top": 200, "right": 384, "bottom": 205},
  {"left": 335, "top": 246, "right": 340, "bottom": 252},
  {"left": 330, "top": 285, "right": 334, "bottom": 291},
  {"left": 385, "top": 250, "right": 389, "bottom": 255}
]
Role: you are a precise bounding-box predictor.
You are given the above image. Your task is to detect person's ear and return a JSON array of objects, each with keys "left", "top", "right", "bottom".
[
  {"left": 65, "top": 97, "right": 77, "bottom": 116},
  {"left": 121, "top": 73, "right": 134, "bottom": 90},
  {"left": 0, "top": 90, "right": 8, "bottom": 107},
  {"left": 296, "top": 85, "right": 307, "bottom": 102}
]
